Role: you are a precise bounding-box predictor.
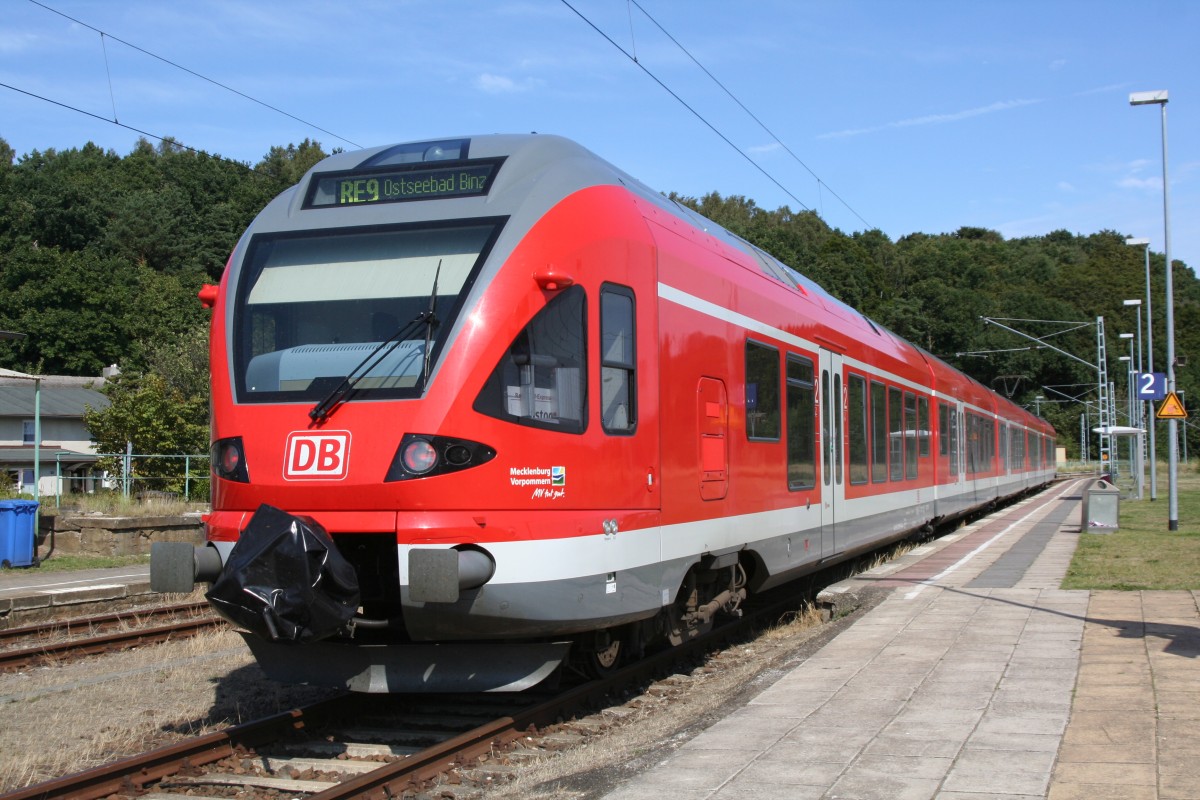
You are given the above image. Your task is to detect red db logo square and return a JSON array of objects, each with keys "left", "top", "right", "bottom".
[{"left": 284, "top": 431, "right": 351, "bottom": 480}]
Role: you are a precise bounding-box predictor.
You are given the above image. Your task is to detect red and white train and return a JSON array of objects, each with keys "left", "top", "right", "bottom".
[{"left": 152, "top": 134, "right": 1056, "bottom": 692}]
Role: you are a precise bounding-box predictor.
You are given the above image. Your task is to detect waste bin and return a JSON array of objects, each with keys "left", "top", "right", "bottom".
[
  {"left": 1082, "top": 479, "right": 1120, "bottom": 531},
  {"left": 0, "top": 499, "right": 39, "bottom": 568}
]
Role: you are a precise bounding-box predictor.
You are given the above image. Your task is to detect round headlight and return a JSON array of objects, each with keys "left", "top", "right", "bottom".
[
  {"left": 401, "top": 439, "right": 438, "bottom": 474},
  {"left": 219, "top": 442, "right": 241, "bottom": 476}
]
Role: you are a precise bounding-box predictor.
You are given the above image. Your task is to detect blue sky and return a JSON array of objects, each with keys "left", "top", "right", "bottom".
[{"left": 2, "top": 0, "right": 1196, "bottom": 274}]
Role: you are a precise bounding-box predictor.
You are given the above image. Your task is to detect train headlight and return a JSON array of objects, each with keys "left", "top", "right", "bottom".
[
  {"left": 402, "top": 439, "right": 438, "bottom": 474},
  {"left": 386, "top": 434, "right": 497, "bottom": 481},
  {"left": 211, "top": 437, "right": 249, "bottom": 483}
]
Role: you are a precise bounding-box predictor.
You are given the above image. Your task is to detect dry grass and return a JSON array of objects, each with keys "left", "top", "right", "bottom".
[{"left": 0, "top": 628, "right": 336, "bottom": 791}]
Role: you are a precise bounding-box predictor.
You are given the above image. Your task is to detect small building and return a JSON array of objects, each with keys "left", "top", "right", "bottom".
[{"left": 0, "top": 368, "right": 112, "bottom": 496}]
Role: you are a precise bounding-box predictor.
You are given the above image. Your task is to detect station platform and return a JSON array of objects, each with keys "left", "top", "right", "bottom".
[
  {"left": 601, "top": 477, "right": 1200, "bottom": 800},
  {"left": 0, "top": 564, "right": 152, "bottom": 625}
]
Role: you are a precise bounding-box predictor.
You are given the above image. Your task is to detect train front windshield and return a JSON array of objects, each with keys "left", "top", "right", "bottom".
[{"left": 232, "top": 221, "right": 501, "bottom": 403}]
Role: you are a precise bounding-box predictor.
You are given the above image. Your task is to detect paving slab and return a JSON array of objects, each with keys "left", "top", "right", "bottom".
[{"left": 597, "top": 478, "right": 1200, "bottom": 799}]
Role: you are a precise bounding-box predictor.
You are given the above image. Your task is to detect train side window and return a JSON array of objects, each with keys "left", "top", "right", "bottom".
[
  {"left": 999, "top": 422, "right": 1008, "bottom": 471},
  {"left": 822, "top": 370, "right": 831, "bottom": 486},
  {"left": 472, "top": 285, "right": 586, "bottom": 433},
  {"left": 918, "top": 397, "right": 930, "bottom": 458},
  {"left": 938, "top": 402, "right": 949, "bottom": 457},
  {"left": 834, "top": 373, "right": 843, "bottom": 485},
  {"left": 600, "top": 284, "right": 636, "bottom": 434},
  {"left": 871, "top": 381, "right": 887, "bottom": 483},
  {"left": 745, "top": 341, "right": 780, "bottom": 441},
  {"left": 904, "top": 391, "right": 918, "bottom": 479},
  {"left": 786, "top": 355, "right": 815, "bottom": 490},
  {"left": 888, "top": 386, "right": 903, "bottom": 481},
  {"left": 848, "top": 374, "right": 868, "bottom": 485}
]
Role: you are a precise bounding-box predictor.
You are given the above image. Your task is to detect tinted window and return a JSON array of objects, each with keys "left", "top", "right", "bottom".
[
  {"left": 746, "top": 342, "right": 780, "bottom": 440},
  {"left": 474, "top": 285, "right": 586, "bottom": 433}
]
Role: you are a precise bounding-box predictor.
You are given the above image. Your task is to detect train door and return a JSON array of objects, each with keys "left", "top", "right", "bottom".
[
  {"left": 937, "top": 399, "right": 964, "bottom": 513},
  {"left": 598, "top": 280, "right": 659, "bottom": 513},
  {"left": 818, "top": 350, "right": 845, "bottom": 557}
]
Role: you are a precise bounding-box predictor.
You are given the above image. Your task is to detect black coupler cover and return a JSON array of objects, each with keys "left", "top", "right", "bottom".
[{"left": 206, "top": 504, "right": 361, "bottom": 643}]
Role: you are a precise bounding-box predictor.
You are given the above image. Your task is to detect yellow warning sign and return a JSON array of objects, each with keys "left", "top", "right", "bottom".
[{"left": 1157, "top": 391, "right": 1188, "bottom": 419}]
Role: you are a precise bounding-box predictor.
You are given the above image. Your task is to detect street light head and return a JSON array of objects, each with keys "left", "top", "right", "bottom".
[
  {"left": 1119, "top": 333, "right": 1134, "bottom": 339},
  {"left": 1130, "top": 90, "right": 1168, "bottom": 106},
  {"left": 1123, "top": 299, "right": 1142, "bottom": 307},
  {"left": 1125, "top": 237, "right": 1150, "bottom": 246},
  {"left": 1119, "top": 356, "right": 1132, "bottom": 361}
]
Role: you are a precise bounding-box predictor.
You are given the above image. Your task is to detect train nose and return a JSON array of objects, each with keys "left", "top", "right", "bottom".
[{"left": 408, "top": 546, "right": 497, "bottom": 603}]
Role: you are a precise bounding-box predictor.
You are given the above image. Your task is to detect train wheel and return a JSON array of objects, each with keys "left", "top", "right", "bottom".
[
  {"left": 571, "top": 629, "right": 624, "bottom": 678},
  {"left": 588, "top": 639, "right": 622, "bottom": 672}
]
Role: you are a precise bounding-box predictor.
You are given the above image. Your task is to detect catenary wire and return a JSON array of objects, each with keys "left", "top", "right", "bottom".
[
  {"left": 1, "top": 80, "right": 281, "bottom": 180},
  {"left": 629, "top": 0, "right": 872, "bottom": 229},
  {"left": 559, "top": 0, "right": 812, "bottom": 212},
  {"left": 26, "top": 0, "right": 361, "bottom": 150}
]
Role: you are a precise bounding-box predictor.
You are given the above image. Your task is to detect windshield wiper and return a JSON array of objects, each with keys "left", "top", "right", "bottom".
[
  {"left": 421, "top": 262, "right": 441, "bottom": 387},
  {"left": 308, "top": 261, "right": 443, "bottom": 425}
]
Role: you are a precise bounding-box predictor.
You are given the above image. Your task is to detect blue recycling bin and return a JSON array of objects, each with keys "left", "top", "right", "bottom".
[{"left": 0, "top": 499, "right": 39, "bottom": 568}]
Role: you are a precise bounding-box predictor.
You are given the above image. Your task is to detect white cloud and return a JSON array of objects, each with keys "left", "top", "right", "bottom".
[
  {"left": 1119, "top": 176, "right": 1162, "bottom": 191},
  {"left": 748, "top": 142, "right": 782, "bottom": 155},
  {"left": 1057, "top": 181, "right": 1076, "bottom": 192},
  {"left": 817, "top": 98, "right": 1043, "bottom": 139},
  {"left": 1049, "top": 59, "right": 1067, "bottom": 70},
  {"left": 474, "top": 73, "right": 542, "bottom": 94},
  {"left": 0, "top": 32, "right": 38, "bottom": 55}
]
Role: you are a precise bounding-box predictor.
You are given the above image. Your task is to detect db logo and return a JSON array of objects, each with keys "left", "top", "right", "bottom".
[{"left": 284, "top": 431, "right": 351, "bottom": 480}]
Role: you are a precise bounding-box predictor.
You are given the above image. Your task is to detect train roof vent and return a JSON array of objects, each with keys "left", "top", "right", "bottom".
[{"left": 361, "top": 139, "right": 471, "bottom": 167}]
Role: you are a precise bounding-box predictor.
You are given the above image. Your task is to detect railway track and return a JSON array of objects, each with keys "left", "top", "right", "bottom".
[
  {"left": 0, "top": 486, "right": 1057, "bottom": 800},
  {"left": 0, "top": 585, "right": 822, "bottom": 800},
  {"left": 0, "top": 602, "right": 224, "bottom": 672}
]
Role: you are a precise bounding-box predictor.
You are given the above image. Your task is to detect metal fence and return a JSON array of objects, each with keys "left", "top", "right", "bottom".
[{"left": 52, "top": 451, "right": 209, "bottom": 506}]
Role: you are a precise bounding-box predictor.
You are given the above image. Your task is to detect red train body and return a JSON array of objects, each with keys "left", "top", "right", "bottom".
[{"left": 152, "top": 135, "right": 1056, "bottom": 691}]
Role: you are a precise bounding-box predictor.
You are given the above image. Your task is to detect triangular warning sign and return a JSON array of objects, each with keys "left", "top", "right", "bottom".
[{"left": 1157, "top": 391, "right": 1188, "bottom": 419}]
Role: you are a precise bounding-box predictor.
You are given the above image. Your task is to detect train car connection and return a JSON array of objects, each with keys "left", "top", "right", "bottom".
[{"left": 152, "top": 134, "right": 1056, "bottom": 692}]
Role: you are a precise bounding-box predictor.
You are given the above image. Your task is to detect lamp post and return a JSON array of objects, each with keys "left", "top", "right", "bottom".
[
  {"left": 1126, "top": 240, "right": 1155, "bottom": 499},
  {"left": 1130, "top": 89, "right": 1177, "bottom": 529},
  {"left": 1120, "top": 333, "right": 1137, "bottom": 429}
]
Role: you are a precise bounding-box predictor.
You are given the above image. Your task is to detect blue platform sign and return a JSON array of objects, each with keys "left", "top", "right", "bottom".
[{"left": 1137, "top": 372, "right": 1168, "bottom": 400}]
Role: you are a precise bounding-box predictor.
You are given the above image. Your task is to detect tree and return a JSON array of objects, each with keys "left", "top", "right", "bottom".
[{"left": 84, "top": 371, "right": 208, "bottom": 495}]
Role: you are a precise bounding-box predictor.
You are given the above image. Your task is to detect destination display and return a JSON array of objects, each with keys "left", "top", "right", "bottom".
[{"left": 305, "top": 159, "right": 502, "bottom": 207}]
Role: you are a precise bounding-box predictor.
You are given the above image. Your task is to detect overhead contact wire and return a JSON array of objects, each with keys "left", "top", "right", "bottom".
[
  {"left": 27, "top": 0, "right": 361, "bottom": 150},
  {"left": 629, "top": 0, "right": 871, "bottom": 229},
  {"left": 559, "top": 0, "right": 811, "bottom": 212}
]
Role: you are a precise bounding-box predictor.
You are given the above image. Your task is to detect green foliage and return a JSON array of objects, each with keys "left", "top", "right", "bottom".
[
  {"left": 0, "top": 138, "right": 1195, "bottom": 466},
  {"left": 84, "top": 372, "right": 209, "bottom": 493}
]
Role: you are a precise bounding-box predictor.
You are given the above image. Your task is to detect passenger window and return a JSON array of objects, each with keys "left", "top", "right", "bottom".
[
  {"left": 889, "top": 386, "right": 903, "bottom": 481},
  {"left": 871, "top": 381, "right": 887, "bottom": 483},
  {"left": 918, "top": 397, "right": 930, "bottom": 458},
  {"left": 473, "top": 285, "right": 586, "bottom": 433},
  {"left": 905, "top": 391, "right": 918, "bottom": 479},
  {"left": 786, "top": 355, "right": 815, "bottom": 490},
  {"left": 848, "top": 374, "right": 868, "bottom": 485},
  {"left": 746, "top": 341, "right": 780, "bottom": 440},
  {"left": 600, "top": 285, "right": 636, "bottom": 434}
]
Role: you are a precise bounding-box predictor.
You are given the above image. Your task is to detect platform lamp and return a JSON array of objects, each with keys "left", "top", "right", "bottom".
[
  {"left": 1130, "top": 89, "right": 1177, "bottom": 528},
  {"left": 1123, "top": 293, "right": 1153, "bottom": 499}
]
